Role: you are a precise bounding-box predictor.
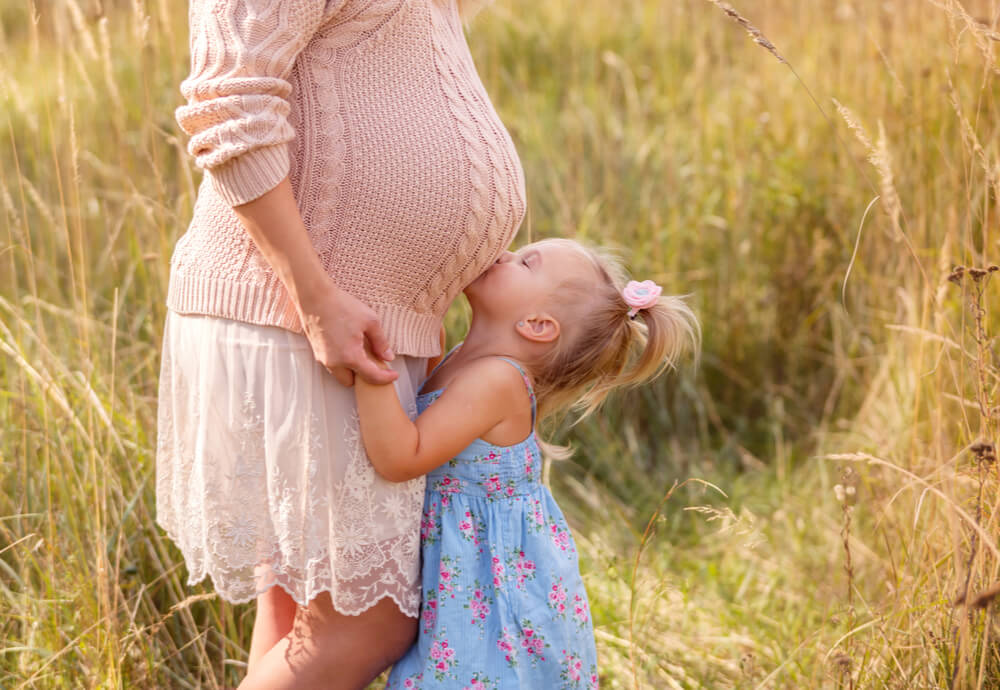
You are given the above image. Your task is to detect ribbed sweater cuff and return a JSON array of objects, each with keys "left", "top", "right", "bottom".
[{"left": 209, "top": 144, "right": 291, "bottom": 207}]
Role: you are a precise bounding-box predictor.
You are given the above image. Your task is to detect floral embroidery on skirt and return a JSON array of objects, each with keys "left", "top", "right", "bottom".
[{"left": 155, "top": 311, "right": 426, "bottom": 616}]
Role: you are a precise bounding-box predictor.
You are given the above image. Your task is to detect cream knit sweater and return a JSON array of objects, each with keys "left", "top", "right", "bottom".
[{"left": 168, "top": 0, "right": 526, "bottom": 356}]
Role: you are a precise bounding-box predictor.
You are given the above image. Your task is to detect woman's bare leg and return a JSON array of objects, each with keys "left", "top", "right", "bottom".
[
  {"left": 237, "top": 594, "right": 417, "bottom": 690},
  {"left": 247, "top": 585, "right": 298, "bottom": 673}
]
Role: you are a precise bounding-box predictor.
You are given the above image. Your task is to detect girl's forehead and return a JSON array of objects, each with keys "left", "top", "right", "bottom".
[
  {"left": 524, "top": 240, "right": 602, "bottom": 281},
  {"left": 522, "top": 238, "right": 588, "bottom": 258}
]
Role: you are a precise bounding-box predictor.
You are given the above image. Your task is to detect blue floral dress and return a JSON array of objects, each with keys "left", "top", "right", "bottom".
[{"left": 386, "top": 355, "right": 599, "bottom": 689}]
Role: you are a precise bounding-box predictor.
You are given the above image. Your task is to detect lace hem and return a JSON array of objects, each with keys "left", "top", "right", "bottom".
[
  {"left": 155, "top": 311, "right": 426, "bottom": 619},
  {"left": 157, "top": 515, "right": 420, "bottom": 617}
]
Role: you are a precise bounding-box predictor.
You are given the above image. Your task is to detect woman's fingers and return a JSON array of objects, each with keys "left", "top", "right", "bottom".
[
  {"left": 353, "top": 350, "right": 400, "bottom": 385},
  {"left": 300, "top": 286, "right": 399, "bottom": 386},
  {"left": 324, "top": 342, "right": 397, "bottom": 386},
  {"left": 365, "top": 319, "right": 395, "bottom": 362},
  {"left": 327, "top": 364, "right": 355, "bottom": 387}
]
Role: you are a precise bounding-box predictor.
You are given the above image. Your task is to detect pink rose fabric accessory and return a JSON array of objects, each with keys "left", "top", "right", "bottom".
[{"left": 622, "top": 280, "right": 662, "bottom": 318}]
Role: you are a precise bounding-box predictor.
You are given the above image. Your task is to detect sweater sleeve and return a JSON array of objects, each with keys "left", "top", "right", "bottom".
[{"left": 175, "top": 0, "right": 331, "bottom": 206}]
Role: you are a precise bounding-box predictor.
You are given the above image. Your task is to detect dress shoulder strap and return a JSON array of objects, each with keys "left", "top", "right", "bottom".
[
  {"left": 495, "top": 356, "right": 537, "bottom": 427},
  {"left": 418, "top": 342, "right": 462, "bottom": 395},
  {"left": 425, "top": 341, "right": 462, "bottom": 380}
]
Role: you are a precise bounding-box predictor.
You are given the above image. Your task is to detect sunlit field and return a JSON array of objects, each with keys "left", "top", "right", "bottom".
[{"left": 3, "top": 0, "right": 1000, "bottom": 687}]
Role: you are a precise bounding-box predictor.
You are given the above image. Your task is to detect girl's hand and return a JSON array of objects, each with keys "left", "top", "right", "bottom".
[{"left": 298, "top": 279, "right": 398, "bottom": 387}]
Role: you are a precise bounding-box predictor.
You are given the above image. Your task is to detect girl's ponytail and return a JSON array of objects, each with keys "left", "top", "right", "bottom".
[{"left": 620, "top": 292, "right": 701, "bottom": 391}]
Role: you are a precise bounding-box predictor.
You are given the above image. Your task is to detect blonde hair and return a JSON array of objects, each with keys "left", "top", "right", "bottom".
[{"left": 530, "top": 240, "right": 702, "bottom": 433}]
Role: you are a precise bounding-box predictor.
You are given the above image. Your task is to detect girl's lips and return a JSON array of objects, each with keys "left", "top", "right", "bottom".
[{"left": 463, "top": 257, "right": 504, "bottom": 293}]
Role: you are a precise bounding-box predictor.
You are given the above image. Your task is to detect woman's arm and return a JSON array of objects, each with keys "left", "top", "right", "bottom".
[
  {"left": 233, "top": 178, "right": 397, "bottom": 386},
  {"left": 355, "top": 359, "right": 527, "bottom": 482},
  {"left": 176, "top": 1, "right": 392, "bottom": 385},
  {"left": 177, "top": 0, "right": 331, "bottom": 206}
]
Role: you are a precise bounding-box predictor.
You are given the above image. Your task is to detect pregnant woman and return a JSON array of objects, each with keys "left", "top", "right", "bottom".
[{"left": 154, "top": 1, "right": 525, "bottom": 687}]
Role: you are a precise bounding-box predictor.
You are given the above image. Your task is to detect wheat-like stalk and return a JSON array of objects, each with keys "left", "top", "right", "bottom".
[
  {"left": 929, "top": 0, "right": 1000, "bottom": 75},
  {"left": 832, "top": 98, "right": 874, "bottom": 155},
  {"left": 872, "top": 122, "right": 904, "bottom": 243},
  {"left": 945, "top": 69, "right": 1000, "bottom": 206},
  {"left": 704, "top": 0, "right": 787, "bottom": 64},
  {"left": 833, "top": 99, "right": 904, "bottom": 243}
]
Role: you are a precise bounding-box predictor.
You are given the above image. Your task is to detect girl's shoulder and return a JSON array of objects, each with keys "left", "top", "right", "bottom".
[
  {"left": 422, "top": 343, "right": 532, "bottom": 396},
  {"left": 429, "top": 356, "right": 531, "bottom": 400},
  {"left": 432, "top": 357, "right": 535, "bottom": 446},
  {"left": 420, "top": 355, "right": 536, "bottom": 444}
]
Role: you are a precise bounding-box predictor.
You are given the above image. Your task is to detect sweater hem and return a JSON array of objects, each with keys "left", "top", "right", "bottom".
[
  {"left": 166, "top": 270, "right": 444, "bottom": 358},
  {"left": 208, "top": 144, "right": 291, "bottom": 207}
]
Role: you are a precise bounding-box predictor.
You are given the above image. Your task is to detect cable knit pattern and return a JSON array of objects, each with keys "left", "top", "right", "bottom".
[{"left": 169, "top": 0, "right": 526, "bottom": 357}]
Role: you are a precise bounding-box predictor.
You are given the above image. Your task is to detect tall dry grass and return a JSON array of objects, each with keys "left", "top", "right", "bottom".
[{"left": 2, "top": 0, "right": 1000, "bottom": 687}]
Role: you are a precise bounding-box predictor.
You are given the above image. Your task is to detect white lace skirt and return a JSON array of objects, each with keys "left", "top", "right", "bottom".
[{"left": 155, "top": 310, "right": 427, "bottom": 616}]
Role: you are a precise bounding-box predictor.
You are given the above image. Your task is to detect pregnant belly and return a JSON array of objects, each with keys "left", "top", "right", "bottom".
[
  {"left": 336, "top": 134, "right": 523, "bottom": 312},
  {"left": 297, "top": 0, "right": 527, "bottom": 313},
  {"left": 328, "top": 93, "right": 525, "bottom": 313}
]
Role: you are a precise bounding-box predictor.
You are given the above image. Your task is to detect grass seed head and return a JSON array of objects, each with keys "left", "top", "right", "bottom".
[
  {"left": 705, "top": 0, "right": 787, "bottom": 64},
  {"left": 831, "top": 651, "right": 853, "bottom": 673},
  {"left": 837, "top": 468, "right": 859, "bottom": 507},
  {"left": 970, "top": 440, "right": 996, "bottom": 464},
  {"left": 969, "top": 582, "right": 1000, "bottom": 610}
]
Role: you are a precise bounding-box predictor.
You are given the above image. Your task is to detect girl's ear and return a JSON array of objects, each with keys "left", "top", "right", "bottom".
[{"left": 515, "top": 313, "right": 560, "bottom": 343}]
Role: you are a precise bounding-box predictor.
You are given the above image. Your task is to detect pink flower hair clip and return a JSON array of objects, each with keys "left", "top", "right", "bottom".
[{"left": 622, "top": 279, "right": 662, "bottom": 319}]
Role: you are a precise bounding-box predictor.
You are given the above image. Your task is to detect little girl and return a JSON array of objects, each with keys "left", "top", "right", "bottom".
[{"left": 355, "top": 238, "right": 700, "bottom": 688}]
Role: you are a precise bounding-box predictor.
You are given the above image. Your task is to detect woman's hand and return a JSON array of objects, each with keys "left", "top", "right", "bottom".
[
  {"left": 232, "top": 177, "right": 398, "bottom": 387},
  {"left": 297, "top": 279, "right": 398, "bottom": 387}
]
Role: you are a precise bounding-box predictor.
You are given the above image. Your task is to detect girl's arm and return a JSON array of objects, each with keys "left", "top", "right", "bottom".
[{"left": 355, "top": 359, "right": 528, "bottom": 482}]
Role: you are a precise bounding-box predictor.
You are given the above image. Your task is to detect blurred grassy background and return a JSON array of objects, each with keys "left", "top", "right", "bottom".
[{"left": 2, "top": 0, "right": 1000, "bottom": 686}]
